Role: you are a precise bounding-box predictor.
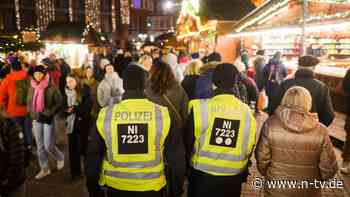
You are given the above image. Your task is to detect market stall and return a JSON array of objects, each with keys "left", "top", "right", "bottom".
[
  {"left": 230, "top": 0, "right": 350, "bottom": 112},
  {"left": 41, "top": 22, "right": 109, "bottom": 68}
]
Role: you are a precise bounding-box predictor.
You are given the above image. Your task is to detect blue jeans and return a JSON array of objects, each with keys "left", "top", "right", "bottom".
[
  {"left": 13, "top": 116, "right": 32, "bottom": 148},
  {"left": 32, "top": 120, "right": 64, "bottom": 169}
]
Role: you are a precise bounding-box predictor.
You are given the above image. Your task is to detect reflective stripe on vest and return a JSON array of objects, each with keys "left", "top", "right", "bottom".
[
  {"left": 192, "top": 99, "right": 252, "bottom": 174},
  {"left": 105, "top": 170, "right": 161, "bottom": 179},
  {"left": 103, "top": 104, "right": 163, "bottom": 170}
]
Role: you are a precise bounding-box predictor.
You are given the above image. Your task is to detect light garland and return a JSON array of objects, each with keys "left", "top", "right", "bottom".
[
  {"left": 120, "top": 0, "right": 130, "bottom": 25},
  {"left": 112, "top": 0, "right": 117, "bottom": 32},
  {"left": 15, "top": 0, "right": 21, "bottom": 30},
  {"left": 69, "top": 0, "right": 73, "bottom": 22},
  {"left": 85, "top": 0, "right": 101, "bottom": 32},
  {"left": 236, "top": 0, "right": 289, "bottom": 32},
  {"left": 36, "top": 0, "right": 55, "bottom": 31}
]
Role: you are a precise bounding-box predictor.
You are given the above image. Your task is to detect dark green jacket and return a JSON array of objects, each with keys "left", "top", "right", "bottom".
[{"left": 26, "top": 83, "right": 62, "bottom": 121}]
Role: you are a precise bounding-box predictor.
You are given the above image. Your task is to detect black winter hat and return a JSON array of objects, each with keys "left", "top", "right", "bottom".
[
  {"left": 33, "top": 65, "right": 47, "bottom": 75},
  {"left": 123, "top": 65, "right": 147, "bottom": 90},
  {"left": 11, "top": 58, "right": 22, "bottom": 71},
  {"left": 207, "top": 52, "right": 222, "bottom": 62},
  {"left": 213, "top": 63, "right": 239, "bottom": 89}
]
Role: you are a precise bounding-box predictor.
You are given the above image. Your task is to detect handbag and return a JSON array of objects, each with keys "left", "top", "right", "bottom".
[{"left": 162, "top": 94, "right": 183, "bottom": 126}]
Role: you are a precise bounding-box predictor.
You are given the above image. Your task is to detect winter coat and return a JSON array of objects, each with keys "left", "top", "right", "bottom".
[
  {"left": 253, "top": 55, "right": 266, "bottom": 91},
  {"left": 26, "top": 82, "right": 62, "bottom": 122},
  {"left": 82, "top": 77, "right": 99, "bottom": 119},
  {"left": 269, "top": 68, "right": 335, "bottom": 126},
  {"left": 47, "top": 64, "right": 61, "bottom": 87},
  {"left": 61, "top": 85, "right": 92, "bottom": 154},
  {"left": 181, "top": 75, "right": 200, "bottom": 100},
  {"left": 343, "top": 69, "right": 350, "bottom": 116},
  {"left": 262, "top": 60, "right": 288, "bottom": 97},
  {"left": 0, "top": 117, "right": 25, "bottom": 196},
  {"left": 61, "top": 85, "right": 92, "bottom": 121},
  {"left": 194, "top": 62, "right": 219, "bottom": 99},
  {"left": 145, "top": 83, "right": 189, "bottom": 128},
  {"left": 0, "top": 70, "right": 28, "bottom": 117},
  {"left": 240, "top": 75, "right": 259, "bottom": 109},
  {"left": 58, "top": 62, "right": 71, "bottom": 95},
  {"left": 97, "top": 72, "right": 124, "bottom": 108},
  {"left": 255, "top": 106, "right": 338, "bottom": 197}
]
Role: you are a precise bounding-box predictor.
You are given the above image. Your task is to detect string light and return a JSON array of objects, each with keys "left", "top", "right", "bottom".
[
  {"left": 120, "top": 0, "right": 131, "bottom": 25},
  {"left": 15, "top": 0, "right": 21, "bottom": 30},
  {"left": 236, "top": 0, "right": 289, "bottom": 32},
  {"left": 112, "top": 0, "right": 117, "bottom": 32},
  {"left": 35, "top": 0, "right": 55, "bottom": 31},
  {"left": 69, "top": 0, "right": 73, "bottom": 22}
]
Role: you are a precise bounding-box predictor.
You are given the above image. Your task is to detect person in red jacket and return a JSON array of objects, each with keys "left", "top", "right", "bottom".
[{"left": 0, "top": 58, "right": 32, "bottom": 158}]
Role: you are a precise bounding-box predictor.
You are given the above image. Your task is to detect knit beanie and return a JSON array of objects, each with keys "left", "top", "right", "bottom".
[
  {"left": 213, "top": 63, "right": 239, "bottom": 89},
  {"left": 122, "top": 65, "right": 147, "bottom": 90},
  {"left": 11, "top": 58, "right": 22, "bottom": 71}
]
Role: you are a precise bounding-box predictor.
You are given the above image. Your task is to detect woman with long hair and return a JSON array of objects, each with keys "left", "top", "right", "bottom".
[
  {"left": 181, "top": 60, "right": 203, "bottom": 100},
  {"left": 27, "top": 65, "right": 64, "bottom": 180},
  {"left": 62, "top": 74, "right": 92, "bottom": 182},
  {"left": 146, "top": 61, "right": 189, "bottom": 128}
]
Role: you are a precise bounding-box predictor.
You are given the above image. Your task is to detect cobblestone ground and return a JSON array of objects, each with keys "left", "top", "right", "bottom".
[{"left": 25, "top": 113, "right": 347, "bottom": 197}]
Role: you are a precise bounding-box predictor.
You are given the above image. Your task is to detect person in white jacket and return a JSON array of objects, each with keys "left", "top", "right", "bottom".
[{"left": 97, "top": 62, "right": 124, "bottom": 107}]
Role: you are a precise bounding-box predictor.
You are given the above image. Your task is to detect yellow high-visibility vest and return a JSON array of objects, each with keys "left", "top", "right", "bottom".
[
  {"left": 189, "top": 94, "right": 256, "bottom": 176},
  {"left": 96, "top": 99, "right": 171, "bottom": 191}
]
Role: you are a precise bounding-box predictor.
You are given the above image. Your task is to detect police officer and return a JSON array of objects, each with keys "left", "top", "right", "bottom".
[
  {"left": 85, "top": 65, "right": 185, "bottom": 197},
  {"left": 185, "top": 63, "right": 257, "bottom": 197}
]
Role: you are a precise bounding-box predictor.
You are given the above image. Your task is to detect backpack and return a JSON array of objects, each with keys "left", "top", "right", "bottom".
[{"left": 15, "top": 78, "right": 30, "bottom": 106}]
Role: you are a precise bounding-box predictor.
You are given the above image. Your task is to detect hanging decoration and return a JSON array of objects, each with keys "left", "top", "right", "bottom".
[
  {"left": 85, "top": 0, "right": 101, "bottom": 32},
  {"left": 36, "top": 0, "right": 55, "bottom": 31},
  {"left": 120, "top": 0, "right": 130, "bottom": 25},
  {"left": 112, "top": 0, "right": 117, "bottom": 31},
  {"left": 14, "top": 0, "right": 21, "bottom": 30},
  {"left": 69, "top": 0, "right": 74, "bottom": 22}
]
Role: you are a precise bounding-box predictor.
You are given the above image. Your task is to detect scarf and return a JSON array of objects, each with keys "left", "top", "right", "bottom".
[
  {"left": 31, "top": 74, "right": 50, "bottom": 113},
  {"left": 65, "top": 88, "right": 77, "bottom": 134}
]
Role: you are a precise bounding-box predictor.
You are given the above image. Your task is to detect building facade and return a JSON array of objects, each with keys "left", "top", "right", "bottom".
[{"left": 0, "top": 0, "right": 175, "bottom": 45}]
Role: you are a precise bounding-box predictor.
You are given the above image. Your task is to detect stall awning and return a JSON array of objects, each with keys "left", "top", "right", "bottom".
[{"left": 41, "top": 22, "right": 109, "bottom": 46}]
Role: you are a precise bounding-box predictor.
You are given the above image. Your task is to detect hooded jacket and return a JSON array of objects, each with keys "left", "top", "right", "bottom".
[
  {"left": 0, "top": 70, "right": 28, "bottom": 117},
  {"left": 194, "top": 61, "right": 219, "bottom": 99},
  {"left": 255, "top": 106, "right": 338, "bottom": 197},
  {"left": 97, "top": 72, "right": 124, "bottom": 107}
]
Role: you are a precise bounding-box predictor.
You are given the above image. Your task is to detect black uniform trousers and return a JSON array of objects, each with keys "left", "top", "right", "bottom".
[
  {"left": 107, "top": 187, "right": 165, "bottom": 197},
  {"left": 187, "top": 168, "right": 247, "bottom": 197}
]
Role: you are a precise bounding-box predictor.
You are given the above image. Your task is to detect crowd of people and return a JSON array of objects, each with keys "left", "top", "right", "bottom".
[{"left": 0, "top": 47, "right": 348, "bottom": 197}]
